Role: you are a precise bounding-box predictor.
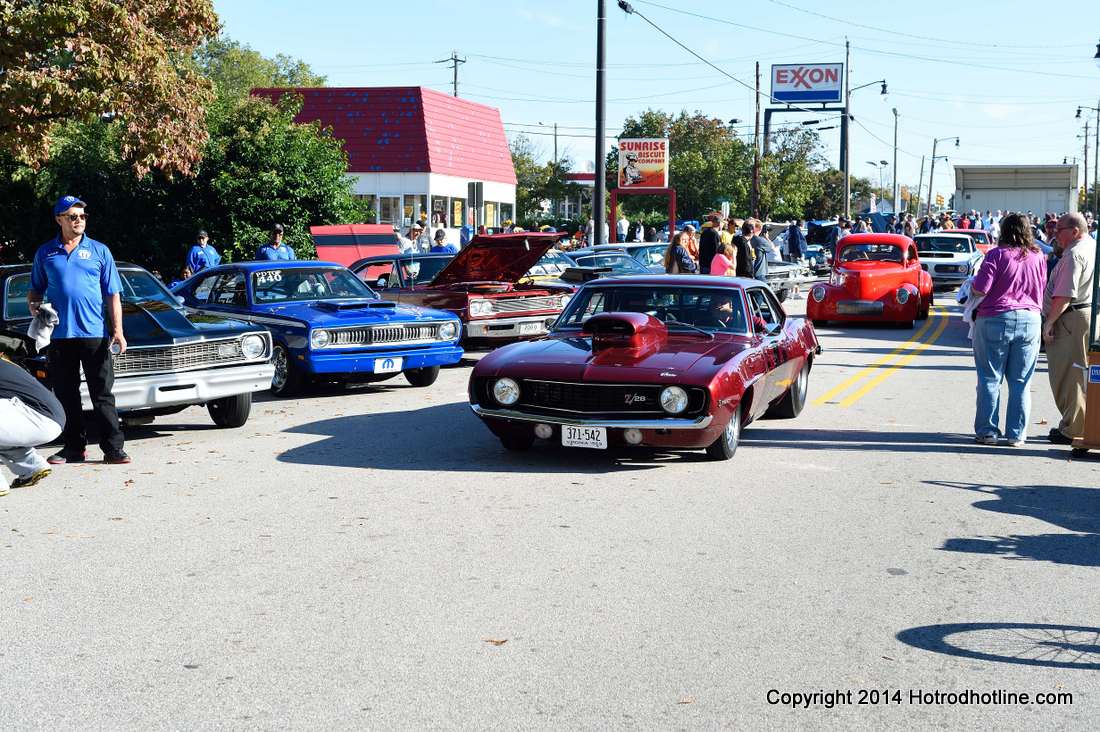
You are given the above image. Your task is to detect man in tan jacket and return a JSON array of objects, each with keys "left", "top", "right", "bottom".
[{"left": 1042, "top": 212, "right": 1096, "bottom": 444}]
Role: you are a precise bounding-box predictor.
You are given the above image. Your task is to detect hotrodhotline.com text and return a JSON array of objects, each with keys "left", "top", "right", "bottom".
[{"left": 766, "top": 688, "right": 1073, "bottom": 709}]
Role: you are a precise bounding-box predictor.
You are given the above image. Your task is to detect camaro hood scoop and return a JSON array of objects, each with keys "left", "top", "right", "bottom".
[
  {"left": 312, "top": 298, "right": 395, "bottom": 312},
  {"left": 583, "top": 312, "right": 668, "bottom": 352}
]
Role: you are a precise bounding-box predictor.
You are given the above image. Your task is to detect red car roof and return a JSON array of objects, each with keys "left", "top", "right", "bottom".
[{"left": 838, "top": 233, "right": 913, "bottom": 247}]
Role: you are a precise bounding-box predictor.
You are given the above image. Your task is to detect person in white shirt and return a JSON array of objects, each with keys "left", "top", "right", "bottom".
[{"left": 616, "top": 214, "right": 629, "bottom": 243}]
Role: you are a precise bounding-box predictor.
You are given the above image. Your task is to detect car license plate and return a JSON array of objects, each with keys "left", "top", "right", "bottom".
[
  {"left": 373, "top": 356, "right": 403, "bottom": 374},
  {"left": 837, "top": 300, "right": 884, "bottom": 315},
  {"left": 561, "top": 425, "right": 607, "bottom": 450},
  {"left": 519, "top": 321, "right": 543, "bottom": 335}
]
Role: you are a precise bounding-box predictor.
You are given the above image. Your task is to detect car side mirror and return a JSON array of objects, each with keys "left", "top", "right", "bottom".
[{"left": 375, "top": 276, "right": 387, "bottom": 289}]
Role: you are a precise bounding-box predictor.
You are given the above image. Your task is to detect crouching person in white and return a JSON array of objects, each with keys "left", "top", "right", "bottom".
[{"left": 0, "top": 356, "right": 65, "bottom": 495}]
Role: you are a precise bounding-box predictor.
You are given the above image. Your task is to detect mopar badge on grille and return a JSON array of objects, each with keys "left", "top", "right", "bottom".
[{"left": 624, "top": 393, "right": 647, "bottom": 405}]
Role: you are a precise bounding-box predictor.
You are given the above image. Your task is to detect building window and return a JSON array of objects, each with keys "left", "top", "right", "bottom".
[
  {"left": 484, "top": 202, "right": 497, "bottom": 228},
  {"left": 450, "top": 197, "right": 466, "bottom": 229},
  {"left": 431, "top": 196, "right": 448, "bottom": 227},
  {"left": 378, "top": 196, "right": 401, "bottom": 225},
  {"left": 500, "top": 203, "right": 514, "bottom": 225},
  {"left": 404, "top": 194, "right": 427, "bottom": 227}
]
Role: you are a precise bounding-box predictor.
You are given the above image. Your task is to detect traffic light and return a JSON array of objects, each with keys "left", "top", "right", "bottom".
[{"left": 935, "top": 194, "right": 945, "bottom": 207}]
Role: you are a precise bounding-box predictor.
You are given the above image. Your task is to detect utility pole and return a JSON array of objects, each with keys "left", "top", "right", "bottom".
[
  {"left": 552, "top": 123, "right": 559, "bottom": 219},
  {"left": 1085, "top": 119, "right": 1090, "bottom": 208},
  {"left": 926, "top": 140, "right": 938, "bottom": 216},
  {"left": 435, "top": 51, "right": 466, "bottom": 97},
  {"left": 915, "top": 155, "right": 926, "bottom": 215},
  {"left": 752, "top": 61, "right": 761, "bottom": 218},
  {"left": 1094, "top": 99, "right": 1099, "bottom": 215},
  {"left": 594, "top": 0, "right": 607, "bottom": 246},
  {"left": 891, "top": 108, "right": 899, "bottom": 214},
  {"left": 842, "top": 39, "right": 851, "bottom": 219}
]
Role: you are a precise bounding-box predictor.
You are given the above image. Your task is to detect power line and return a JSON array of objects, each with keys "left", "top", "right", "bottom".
[{"left": 630, "top": 0, "right": 1100, "bottom": 80}]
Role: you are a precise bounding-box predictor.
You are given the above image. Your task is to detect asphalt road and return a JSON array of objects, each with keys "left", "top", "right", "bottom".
[{"left": 3, "top": 296, "right": 1099, "bottom": 730}]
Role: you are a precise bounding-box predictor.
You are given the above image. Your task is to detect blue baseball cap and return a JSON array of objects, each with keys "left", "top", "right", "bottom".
[{"left": 53, "top": 195, "right": 86, "bottom": 216}]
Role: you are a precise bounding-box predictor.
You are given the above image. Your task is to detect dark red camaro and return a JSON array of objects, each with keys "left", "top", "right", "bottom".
[{"left": 469, "top": 275, "right": 820, "bottom": 460}]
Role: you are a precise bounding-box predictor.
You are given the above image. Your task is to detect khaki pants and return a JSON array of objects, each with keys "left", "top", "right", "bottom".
[{"left": 1046, "top": 308, "right": 1089, "bottom": 438}]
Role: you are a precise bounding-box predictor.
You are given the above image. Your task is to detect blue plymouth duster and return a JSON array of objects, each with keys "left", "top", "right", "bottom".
[{"left": 173, "top": 261, "right": 463, "bottom": 395}]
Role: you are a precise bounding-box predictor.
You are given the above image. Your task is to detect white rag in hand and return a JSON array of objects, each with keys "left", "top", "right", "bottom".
[{"left": 27, "top": 303, "right": 59, "bottom": 353}]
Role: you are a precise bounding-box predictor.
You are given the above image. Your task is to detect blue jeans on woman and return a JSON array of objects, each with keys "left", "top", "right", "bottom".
[{"left": 973, "top": 309, "right": 1041, "bottom": 441}]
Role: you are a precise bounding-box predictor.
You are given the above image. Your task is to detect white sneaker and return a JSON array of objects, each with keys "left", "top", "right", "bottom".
[{"left": 1007, "top": 438, "right": 1027, "bottom": 447}]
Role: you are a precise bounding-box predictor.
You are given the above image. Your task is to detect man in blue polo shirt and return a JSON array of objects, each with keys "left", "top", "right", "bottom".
[
  {"left": 186, "top": 230, "right": 221, "bottom": 273},
  {"left": 255, "top": 223, "right": 295, "bottom": 260},
  {"left": 28, "top": 196, "right": 130, "bottom": 465}
]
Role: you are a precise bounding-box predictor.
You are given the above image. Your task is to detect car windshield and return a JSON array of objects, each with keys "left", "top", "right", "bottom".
[
  {"left": 557, "top": 286, "right": 749, "bottom": 334},
  {"left": 571, "top": 254, "right": 650, "bottom": 274},
  {"left": 838, "top": 244, "right": 904, "bottom": 263},
  {"left": 526, "top": 249, "right": 574, "bottom": 277},
  {"left": 916, "top": 237, "right": 970, "bottom": 254},
  {"left": 252, "top": 267, "right": 376, "bottom": 303},
  {"left": 120, "top": 269, "right": 179, "bottom": 307},
  {"left": 400, "top": 256, "right": 453, "bottom": 284},
  {"left": 631, "top": 245, "right": 666, "bottom": 266}
]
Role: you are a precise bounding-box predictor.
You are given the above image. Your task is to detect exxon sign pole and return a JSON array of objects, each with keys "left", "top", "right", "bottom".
[{"left": 593, "top": 0, "right": 607, "bottom": 247}]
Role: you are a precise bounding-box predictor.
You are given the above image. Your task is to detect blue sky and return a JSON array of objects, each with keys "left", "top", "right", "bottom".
[{"left": 216, "top": 0, "right": 1100, "bottom": 205}]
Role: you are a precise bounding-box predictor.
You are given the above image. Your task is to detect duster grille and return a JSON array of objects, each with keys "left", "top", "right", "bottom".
[
  {"left": 114, "top": 338, "right": 251, "bottom": 376},
  {"left": 328, "top": 323, "right": 445, "bottom": 347}
]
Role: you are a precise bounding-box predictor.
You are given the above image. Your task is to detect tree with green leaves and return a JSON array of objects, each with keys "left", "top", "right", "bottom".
[
  {"left": 192, "top": 37, "right": 327, "bottom": 105},
  {"left": 0, "top": 0, "right": 219, "bottom": 175}
]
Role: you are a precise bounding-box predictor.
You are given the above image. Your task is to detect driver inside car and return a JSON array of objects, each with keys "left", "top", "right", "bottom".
[{"left": 701, "top": 294, "right": 746, "bottom": 331}]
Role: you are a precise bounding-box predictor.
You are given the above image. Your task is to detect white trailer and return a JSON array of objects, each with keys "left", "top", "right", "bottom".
[{"left": 953, "top": 164, "right": 1079, "bottom": 215}]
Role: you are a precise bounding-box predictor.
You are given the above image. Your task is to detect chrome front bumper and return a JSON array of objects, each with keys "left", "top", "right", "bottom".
[
  {"left": 470, "top": 404, "right": 713, "bottom": 430},
  {"left": 465, "top": 315, "right": 556, "bottom": 339},
  {"left": 82, "top": 362, "right": 276, "bottom": 411}
]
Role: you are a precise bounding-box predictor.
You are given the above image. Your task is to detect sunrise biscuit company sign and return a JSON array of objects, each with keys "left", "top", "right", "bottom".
[
  {"left": 771, "top": 63, "right": 843, "bottom": 103},
  {"left": 617, "top": 138, "right": 669, "bottom": 188}
]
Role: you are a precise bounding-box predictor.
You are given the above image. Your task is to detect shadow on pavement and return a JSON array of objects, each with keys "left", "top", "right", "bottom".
[
  {"left": 896, "top": 622, "right": 1100, "bottom": 670},
  {"left": 275, "top": 402, "right": 694, "bottom": 474},
  {"left": 929, "top": 480, "right": 1100, "bottom": 567},
  {"left": 739, "top": 429, "right": 1069, "bottom": 459}
]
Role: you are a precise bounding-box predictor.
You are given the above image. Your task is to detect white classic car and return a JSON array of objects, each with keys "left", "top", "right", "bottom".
[{"left": 913, "top": 233, "right": 984, "bottom": 288}]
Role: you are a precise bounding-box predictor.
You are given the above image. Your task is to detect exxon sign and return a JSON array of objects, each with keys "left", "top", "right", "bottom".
[{"left": 771, "top": 63, "right": 843, "bottom": 104}]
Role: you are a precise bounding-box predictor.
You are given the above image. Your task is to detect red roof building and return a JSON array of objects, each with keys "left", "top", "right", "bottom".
[{"left": 252, "top": 86, "right": 517, "bottom": 237}]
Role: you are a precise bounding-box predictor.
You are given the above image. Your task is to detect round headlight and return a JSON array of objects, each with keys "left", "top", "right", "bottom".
[
  {"left": 896, "top": 287, "right": 910, "bottom": 304},
  {"left": 493, "top": 377, "right": 521, "bottom": 406},
  {"left": 811, "top": 285, "right": 826, "bottom": 303},
  {"left": 659, "top": 386, "right": 689, "bottom": 414},
  {"left": 438, "top": 321, "right": 458, "bottom": 340},
  {"left": 559, "top": 294, "right": 572, "bottom": 309},
  {"left": 310, "top": 329, "right": 331, "bottom": 349},
  {"left": 241, "top": 334, "right": 266, "bottom": 359}
]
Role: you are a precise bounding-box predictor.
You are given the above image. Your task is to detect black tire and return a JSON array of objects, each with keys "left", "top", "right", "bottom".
[
  {"left": 208, "top": 393, "right": 252, "bottom": 428},
  {"left": 705, "top": 405, "right": 741, "bottom": 461},
  {"left": 764, "top": 362, "right": 810, "bottom": 419},
  {"left": 901, "top": 320, "right": 915, "bottom": 329},
  {"left": 500, "top": 433, "right": 535, "bottom": 452},
  {"left": 270, "top": 343, "right": 305, "bottom": 397},
  {"left": 404, "top": 365, "right": 440, "bottom": 387},
  {"left": 812, "top": 319, "right": 828, "bottom": 328},
  {"left": 916, "top": 296, "right": 930, "bottom": 320}
]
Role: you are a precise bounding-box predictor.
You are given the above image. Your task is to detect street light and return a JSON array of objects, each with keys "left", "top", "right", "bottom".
[
  {"left": 844, "top": 76, "right": 888, "bottom": 219},
  {"left": 867, "top": 161, "right": 888, "bottom": 207},
  {"left": 926, "top": 136, "right": 960, "bottom": 215},
  {"left": 1094, "top": 38, "right": 1100, "bottom": 69}
]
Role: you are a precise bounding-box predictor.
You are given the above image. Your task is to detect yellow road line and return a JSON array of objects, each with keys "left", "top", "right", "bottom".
[
  {"left": 837, "top": 309, "right": 951, "bottom": 407},
  {"left": 812, "top": 307, "right": 940, "bottom": 406}
]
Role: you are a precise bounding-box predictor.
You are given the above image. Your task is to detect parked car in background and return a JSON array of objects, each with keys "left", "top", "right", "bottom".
[
  {"left": 807, "top": 233, "right": 933, "bottom": 328},
  {"left": 173, "top": 261, "right": 462, "bottom": 395},
  {"left": 567, "top": 250, "right": 653, "bottom": 276},
  {"left": 349, "top": 233, "right": 572, "bottom": 345},
  {"left": 578, "top": 243, "right": 667, "bottom": 272},
  {"left": 913, "top": 233, "right": 984, "bottom": 289},
  {"left": 469, "top": 275, "right": 820, "bottom": 460},
  {"left": 942, "top": 228, "right": 994, "bottom": 254},
  {"left": 2, "top": 263, "right": 274, "bottom": 427},
  {"left": 803, "top": 243, "right": 832, "bottom": 274},
  {"left": 523, "top": 248, "right": 577, "bottom": 282}
]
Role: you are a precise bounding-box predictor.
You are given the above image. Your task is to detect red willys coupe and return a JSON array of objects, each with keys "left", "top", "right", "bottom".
[
  {"left": 469, "top": 275, "right": 821, "bottom": 460},
  {"left": 807, "top": 233, "right": 934, "bottom": 328}
]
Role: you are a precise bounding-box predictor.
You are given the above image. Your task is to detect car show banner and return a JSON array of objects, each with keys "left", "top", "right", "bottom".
[
  {"left": 770, "top": 63, "right": 843, "bottom": 103},
  {"left": 617, "top": 138, "right": 670, "bottom": 188}
]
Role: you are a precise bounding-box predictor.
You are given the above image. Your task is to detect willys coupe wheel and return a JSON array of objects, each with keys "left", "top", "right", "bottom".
[
  {"left": 765, "top": 362, "right": 810, "bottom": 419},
  {"left": 208, "top": 393, "right": 252, "bottom": 428},
  {"left": 705, "top": 405, "right": 741, "bottom": 461},
  {"left": 270, "top": 343, "right": 305, "bottom": 397},
  {"left": 917, "top": 292, "right": 932, "bottom": 320},
  {"left": 404, "top": 366, "right": 440, "bottom": 387}
]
